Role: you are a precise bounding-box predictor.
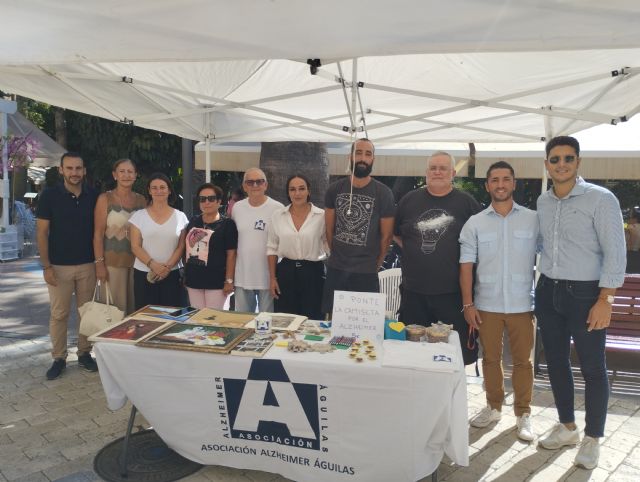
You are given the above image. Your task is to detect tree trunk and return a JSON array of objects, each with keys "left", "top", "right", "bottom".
[
  {"left": 54, "top": 107, "right": 67, "bottom": 149},
  {"left": 259, "top": 142, "right": 329, "bottom": 208}
]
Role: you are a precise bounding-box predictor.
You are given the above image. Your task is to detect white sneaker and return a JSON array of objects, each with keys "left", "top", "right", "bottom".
[
  {"left": 539, "top": 423, "right": 580, "bottom": 449},
  {"left": 516, "top": 413, "right": 534, "bottom": 441},
  {"left": 470, "top": 405, "right": 502, "bottom": 428},
  {"left": 574, "top": 436, "right": 600, "bottom": 470}
]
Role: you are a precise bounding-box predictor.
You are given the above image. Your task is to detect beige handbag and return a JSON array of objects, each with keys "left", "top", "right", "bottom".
[{"left": 78, "top": 281, "right": 124, "bottom": 337}]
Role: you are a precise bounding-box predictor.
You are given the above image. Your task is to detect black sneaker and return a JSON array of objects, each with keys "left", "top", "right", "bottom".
[
  {"left": 46, "top": 359, "right": 66, "bottom": 380},
  {"left": 78, "top": 353, "right": 99, "bottom": 372}
]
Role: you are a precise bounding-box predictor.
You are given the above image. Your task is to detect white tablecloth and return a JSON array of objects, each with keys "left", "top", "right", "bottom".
[{"left": 95, "top": 333, "right": 468, "bottom": 482}]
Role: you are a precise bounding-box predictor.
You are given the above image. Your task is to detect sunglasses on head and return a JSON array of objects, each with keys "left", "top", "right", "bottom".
[
  {"left": 548, "top": 155, "right": 577, "bottom": 164},
  {"left": 244, "top": 179, "right": 266, "bottom": 186},
  {"left": 198, "top": 195, "right": 219, "bottom": 203}
]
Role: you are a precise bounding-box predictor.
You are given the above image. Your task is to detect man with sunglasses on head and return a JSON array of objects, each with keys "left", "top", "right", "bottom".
[
  {"left": 536, "top": 136, "right": 626, "bottom": 470},
  {"left": 231, "top": 168, "right": 284, "bottom": 312}
]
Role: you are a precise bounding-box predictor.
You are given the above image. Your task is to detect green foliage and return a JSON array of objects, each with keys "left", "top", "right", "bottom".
[{"left": 16, "top": 98, "right": 55, "bottom": 136}]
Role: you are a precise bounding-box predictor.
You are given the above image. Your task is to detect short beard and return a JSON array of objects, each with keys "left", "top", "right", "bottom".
[{"left": 352, "top": 161, "right": 372, "bottom": 178}]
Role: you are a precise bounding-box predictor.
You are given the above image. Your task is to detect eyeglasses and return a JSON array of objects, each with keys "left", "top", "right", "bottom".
[
  {"left": 548, "top": 155, "right": 577, "bottom": 164},
  {"left": 198, "top": 195, "right": 219, "bottom": 203},
  {"left": 244, "top": 179, "right": 266, "bottom": 186}
]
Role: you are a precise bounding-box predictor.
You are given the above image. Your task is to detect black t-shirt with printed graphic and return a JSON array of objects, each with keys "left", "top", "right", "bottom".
[
  {"left": 184, "top": 215, "right": 238, "bottom": 289},
  {"left": 395, "top": 188, "right": 481, "bottom": 295},
  {"left": 325, "top": 177, "right": 395, "bottom": 274}
]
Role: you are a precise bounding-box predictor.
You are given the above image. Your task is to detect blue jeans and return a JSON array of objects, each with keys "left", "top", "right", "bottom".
[
  {"left": 234, "top": 287, "right": 274, "bottom": 313},
  {"left": 534, "top": 275, "right": 609, "bottom": 437}
]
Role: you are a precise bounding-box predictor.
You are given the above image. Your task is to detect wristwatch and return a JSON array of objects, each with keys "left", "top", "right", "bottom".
[
  {"left": 225, "top": 278, "right": 234, "bottom": 284},
  {"left": 599, "top": 295, "right": 614, "bottom": 304}
]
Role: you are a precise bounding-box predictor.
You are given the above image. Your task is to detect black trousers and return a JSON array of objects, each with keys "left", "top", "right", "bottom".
[
  {"left": 275, "top": 258, "right": 325, "bottom": 320},
  {"left": 321, "top": 266, "right": 380, "bottom": 316},
  {"left": 133, "top": 269, "right": 183, "bottom": 310},
  {"left": 399, "top": 287, "right": 478, "bottom": 366}
]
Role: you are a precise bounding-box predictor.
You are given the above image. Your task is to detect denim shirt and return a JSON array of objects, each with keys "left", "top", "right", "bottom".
[
  {"left": 537, "top": 177, "right": 626, "bottom": 288},
  {"left": 459, "top": 203, "right": 538, "bottom": 313}
]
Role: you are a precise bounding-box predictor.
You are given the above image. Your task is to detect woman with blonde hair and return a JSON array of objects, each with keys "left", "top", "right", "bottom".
[{"left": 93, "top": 158, "right": 146, "bottom": 314}]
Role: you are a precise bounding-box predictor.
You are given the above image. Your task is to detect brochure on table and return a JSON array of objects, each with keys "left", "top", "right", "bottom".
[{"left": 330, "top": 290, "right": 385, "bottom": 347}]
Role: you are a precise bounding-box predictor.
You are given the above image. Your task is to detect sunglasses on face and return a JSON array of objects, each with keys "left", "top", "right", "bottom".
[
  {"left": 198, "top": 195, "right": 219, "bottom": 203},
  {"left": 244, "top": 179, "right": 266, "bottom": 187},
  {"left": 548, "top": 155, "right": 577, "bottom": 164}
]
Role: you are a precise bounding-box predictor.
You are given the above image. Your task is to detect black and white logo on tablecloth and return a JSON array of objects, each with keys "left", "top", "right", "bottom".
[{"left": 222, "top": 359, "right": 323, "bottom": 450}]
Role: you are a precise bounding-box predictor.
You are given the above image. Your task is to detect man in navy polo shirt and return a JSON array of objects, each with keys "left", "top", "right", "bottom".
[{"left": 37, "top": 152, "right": 98, "bottom": 380}]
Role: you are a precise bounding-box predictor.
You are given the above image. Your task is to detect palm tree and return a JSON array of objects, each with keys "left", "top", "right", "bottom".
[{"left": 259, "top": 142, "right": 329, "bottom": 208}]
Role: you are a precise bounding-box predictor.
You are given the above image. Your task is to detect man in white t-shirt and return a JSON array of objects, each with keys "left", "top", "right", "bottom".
[{"left": 231, "top": 168, "right": 284, "bottom": 312}]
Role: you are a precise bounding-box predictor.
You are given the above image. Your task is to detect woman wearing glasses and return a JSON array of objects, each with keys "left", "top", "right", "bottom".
[
  {"left": 267, "top": 174, "right": 328, "bottom": 320},
  {"left": 184, "top": 184, "right": 238, "bottom": 309},
  {"left": 129, "top": 173, "right": 189, "bottom": 309}
]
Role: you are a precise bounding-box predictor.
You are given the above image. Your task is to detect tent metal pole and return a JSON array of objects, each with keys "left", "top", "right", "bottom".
[
  {"left": 351, "top": 59, "right": 358, "bottom": 134},
  {"left": 0, "top": 99, "right": 17, "bottom": 229},
  {"left": 205, "top": 112, "right": 212, "bottom": 183}
]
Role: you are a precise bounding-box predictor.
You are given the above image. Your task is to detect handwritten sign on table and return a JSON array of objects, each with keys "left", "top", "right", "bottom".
[{"left": 331, "top": 290, "right": 385, "bottom": 344}]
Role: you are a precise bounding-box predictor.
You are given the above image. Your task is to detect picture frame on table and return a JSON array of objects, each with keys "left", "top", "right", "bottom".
[
  {"left": 231, "top": 333, "right": 275, "bottom": 357},
  {"left": 244, "top": 313, "right": 306, "bottom": 332},
  {"left": 129, "top": 304, "right": 199, "bottom": 323},
  {"left": 189, "top": 308, "right": 256, "bottom": 328},
  {"left": 137, "top": 323, "right": 253, "bottom": 354},
  {"left": 88, "top": 318, "right": 174, "bottom": 345}
]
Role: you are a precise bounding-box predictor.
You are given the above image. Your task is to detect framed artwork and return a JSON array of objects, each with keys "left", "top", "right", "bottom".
[
  {"left": 129, "top": 304, "right": 199, "bottom": 322},
  {"left": 231, "top": 334, "right": 275, "bottom": 357},
  {"left": 244, "top": 313, "right": 306, "bottom": 332},
  {"left": 189, "top": 308, "right": 255, "bottom": 328},
  {"left": 137, "top": 323, "right": 253, "bottom": 354},
  {"left": 88, "top": 318, "right": 173, "bottom": 345}
]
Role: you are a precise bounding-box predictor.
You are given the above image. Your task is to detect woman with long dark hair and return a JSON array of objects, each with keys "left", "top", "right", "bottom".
[
  {"left": 267, "top": 174, "right": 327, "bottom": 319},
  {"left": 129, "top": 173, "right": 188, "bottom": 309}
]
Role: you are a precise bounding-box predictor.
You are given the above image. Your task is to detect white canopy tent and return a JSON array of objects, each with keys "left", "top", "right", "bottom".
[{"left": 1, "top": 0, "right": 640, "bottom": 183}]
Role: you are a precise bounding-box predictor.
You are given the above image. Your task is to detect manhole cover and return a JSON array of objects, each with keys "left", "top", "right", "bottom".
[{"left": 94, "top": 430, "right": 202, "bottom": 482}]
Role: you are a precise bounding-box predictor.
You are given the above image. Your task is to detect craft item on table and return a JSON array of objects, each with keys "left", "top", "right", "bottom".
[
  {"left": 319, "top": 321, "right": 332, "bottom": 329},
  {"left": 189, "top": 308, "right": 255, "bottom": 327},
  {"left": 89, "top": 318, "right": 172, "bottom": 345},
  {"left": 274, "top": 340, "right": 289, "bottom": 348},
  {"left": 405, "top": 324, "right": 426, "bottom": 342},
  {"left": 368, "top": 352, "right": 377, "bottom": 360},
  {"left": 426, "top": 322, "right": 453, "bottom": 343},
  {"left": 245, "top": 312, "right": 306, "bottom": 332},
  {"left": 329, "top": 336, "right": 356, "bottom": 349},
  {"left": 349, "top": 352, "right": 357, "bottom": 358},
  {"left": 137, "top": 323, "right": 252, "bottom": 354},
  {"left": 254, "top": 313, "right": 272, "bottom": 336},
  {"left": 384, "top": 320, "right": 407, "bottom": 340},
  {"left": 309, "top": 343, "right": 335, "bottom": 354},
  {"left": 287, "top": 340, "right": 310, "bottom": 352},
  {"left": 231, "top": 333, "right": 275, "bottom": 357},
  {"left": 356, "top": 356, "right": 364, "bottom": 363},
  {"left": 304, "top": 334, "right": 325, "bottom": 342}
]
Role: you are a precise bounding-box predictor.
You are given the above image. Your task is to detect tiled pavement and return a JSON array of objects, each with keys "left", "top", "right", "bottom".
[{"left": 1, "top": 258, "right": 639, "bottom": 481}]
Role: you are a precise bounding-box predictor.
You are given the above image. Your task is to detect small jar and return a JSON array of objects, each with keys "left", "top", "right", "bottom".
[{"left": 405, "top": 324, "right": 426, "bottom": 342}]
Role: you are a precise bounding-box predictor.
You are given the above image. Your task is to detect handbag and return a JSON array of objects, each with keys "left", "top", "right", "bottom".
[{"left": 78, "top": 281, "right": 124, "bottom": 337}]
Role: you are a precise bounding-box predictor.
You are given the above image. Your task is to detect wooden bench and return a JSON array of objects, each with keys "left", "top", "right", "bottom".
[{"left": 608, "top": 274, "right": 640, "bottom": 352}]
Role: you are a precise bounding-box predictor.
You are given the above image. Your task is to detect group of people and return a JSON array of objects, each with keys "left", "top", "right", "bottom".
[{"left": 37, "top": 134, "right": 626, "bottom": 471}]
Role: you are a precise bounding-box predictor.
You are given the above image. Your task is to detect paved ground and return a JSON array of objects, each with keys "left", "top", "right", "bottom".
[{"left": 1, "top": 258, "right": 639, "bottom": 481}]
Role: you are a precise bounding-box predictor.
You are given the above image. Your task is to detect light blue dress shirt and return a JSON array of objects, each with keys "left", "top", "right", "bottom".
[
  {"left": 459, "top": 202, "right": 538, "bottom": 313},
  {"left": 537, "top": 177, "right": 626, "bottom": 288}
]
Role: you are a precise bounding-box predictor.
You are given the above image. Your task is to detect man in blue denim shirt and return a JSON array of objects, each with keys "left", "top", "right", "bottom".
[
  {"left": 460, "top": 161, "right": 538, "bottom": 441},
  {"left": 536, "top": 136, "right": 626, "bottom": 470}
]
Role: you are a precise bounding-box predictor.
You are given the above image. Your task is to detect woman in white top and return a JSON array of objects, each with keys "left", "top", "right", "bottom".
[
  {"left": 267, "top": 174, "right": 328, "bottom": 319},
  {"left": 129, "top": 173, "right": 189, "bottom": 309}
]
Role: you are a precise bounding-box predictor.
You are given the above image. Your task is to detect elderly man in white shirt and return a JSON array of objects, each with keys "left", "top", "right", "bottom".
[{"left": 268, "top": 174, "right": 328, "bottom": 320}]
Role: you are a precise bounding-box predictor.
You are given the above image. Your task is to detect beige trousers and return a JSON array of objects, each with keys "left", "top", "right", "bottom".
[
  {"left": 99, "top": 266, "right": 135, "bottom": 315},
  {"left": 477, "top": 310, "right": 535, "bottom": 417},
  {"left": 48, "top": 263, "right": 96, "bottom": 359}
]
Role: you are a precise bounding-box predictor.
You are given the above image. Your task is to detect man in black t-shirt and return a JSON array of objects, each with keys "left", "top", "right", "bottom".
[
  {"left": 36, "top": 152, "right": 98, "bottom": 380},
  {"left": 322, "top": 138, "right": 395, "bottom": 315},
  {"left": 395, "top": 151, "right": 481, "bottom": 364}
]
